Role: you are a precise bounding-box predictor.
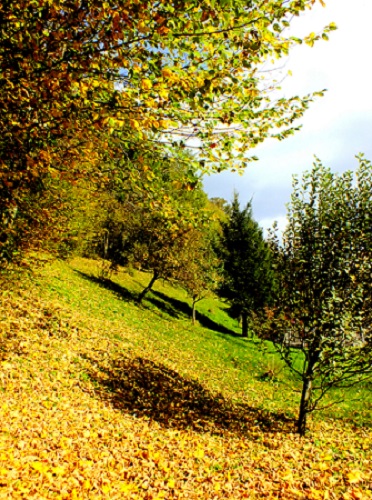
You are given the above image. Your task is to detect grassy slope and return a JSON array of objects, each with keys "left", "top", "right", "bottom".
[{"left": 0, "top": 257, "right": 371, "bottom": 500}]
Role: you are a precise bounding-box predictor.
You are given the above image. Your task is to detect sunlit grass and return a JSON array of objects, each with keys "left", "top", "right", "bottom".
[{"left": 30, "top": 257, "right": 372, "bottom": 425}]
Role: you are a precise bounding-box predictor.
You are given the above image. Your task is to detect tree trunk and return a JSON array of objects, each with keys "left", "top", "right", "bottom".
[
  {"left": 192, "top": 299, "right": 196, "bottom": 325},
  {"left": 242, "top": 313, "right": 249, "bottom": 338},
  {"left": 103, "top": 231, "right": 109, "bottom": 259},
  {"left": 297, "top": 377, "right": 313, "bottom": 436},
  {"left": 137, "top": 272, "right": 158, "bottom": 304}
]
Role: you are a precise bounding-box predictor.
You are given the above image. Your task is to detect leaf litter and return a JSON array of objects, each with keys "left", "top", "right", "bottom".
[{"left": 0, "top": 260, "right": 371, "bottom": 499}]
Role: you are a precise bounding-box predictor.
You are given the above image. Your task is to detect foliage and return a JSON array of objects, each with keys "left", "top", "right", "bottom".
[
  {"left": 91, "top": 158, "right": 211, "bottom": 302},
  {"left": 0, "top": 0, "right": 334, "bottom": 264},
  {"left": 0, "top": 256, "right": 371, "bottom": 499},
  {"left": 174, "top": 224, "right": 221, "bottom": 324},
  {"left": 268, "top": 156, "right": 372, "bottom": 435},
  {"left": 217, "top": 193, "right": 276, "bottom": 337}
]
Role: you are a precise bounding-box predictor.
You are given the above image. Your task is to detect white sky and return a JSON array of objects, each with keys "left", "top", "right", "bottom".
[{"left": 202, "top": 0, "right": 372, "bottom": 233}]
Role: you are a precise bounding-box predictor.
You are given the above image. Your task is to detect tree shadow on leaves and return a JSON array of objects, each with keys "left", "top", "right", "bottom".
[
  {"left": 150, "top": 290, "right": 241, "bottom": 337},
  {"left": 73, "top": 270, "right": 138, "bottom": 303},
  {"left": 0, "top": 332, "right": 25, "bottom": 362},
  {"left": 85, "top": 354, "right": 294, "bottom": 436}
]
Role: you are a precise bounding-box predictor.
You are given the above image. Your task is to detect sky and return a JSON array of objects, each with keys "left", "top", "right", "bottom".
[{"left": 202, "top": 0, "right": 372, "bottom": 234}]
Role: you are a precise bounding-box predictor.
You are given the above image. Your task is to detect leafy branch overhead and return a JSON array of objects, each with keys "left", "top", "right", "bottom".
[{"left": 0, "top": 0, "right": 334, "bottom": 264}]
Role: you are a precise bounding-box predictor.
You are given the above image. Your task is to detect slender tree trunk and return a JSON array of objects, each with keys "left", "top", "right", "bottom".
[
  {"left": 103, "top": 231, "right": 109, "bottom": 260},
  {"left": 137, "top": 272, "right": 158, "bottom": 304},
  {"left": 192, "top": 299, "right": 196, "bottom": 325},
  {"left": 297, "top": 345, "right": 321, "bottom": 435},
  {"left": 297, "top": 377, "right": 313, "bottom": 436},
  {"left": 242, "top": 313, "right": 249, "bottom": 338}
]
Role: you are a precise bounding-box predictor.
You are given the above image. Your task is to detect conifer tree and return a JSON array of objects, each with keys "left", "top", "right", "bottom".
[{"left": 218, "top": 193, "right": 275, "bottom": 337}]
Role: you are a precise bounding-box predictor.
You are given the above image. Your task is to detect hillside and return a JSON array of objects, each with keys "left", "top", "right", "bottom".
[{"left": 0, "top": 257, "right": 371, "bottom": 499}]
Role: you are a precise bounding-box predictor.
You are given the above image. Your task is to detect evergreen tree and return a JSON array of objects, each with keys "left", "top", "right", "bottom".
[{"left": 218, "top": 193, "right": 275, "bottom": 337}]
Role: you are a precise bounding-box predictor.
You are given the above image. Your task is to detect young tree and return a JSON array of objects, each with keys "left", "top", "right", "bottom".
[
  {"left": 218, "top": 193, "right": 276, "bottom": 337},
  {"left": 92, "top": 157, "right": 210, "bottom": 303},
  {"left": 0, "top": 0, "right": 334, "bottom": 265},
  {"left": 175, "top": 226, "right": 221, "bottom": 325},
  {"left": 268, "top": 156, "right": 372, "bottom": 435}
]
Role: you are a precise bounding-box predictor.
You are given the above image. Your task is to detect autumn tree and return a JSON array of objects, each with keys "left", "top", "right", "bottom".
[
  {"left": 268, "top": 157, "right": 372, "bottom": 435},
  {"left": 104, "top": 207, "right": 208, "bottom": 305},
  {"left": 175, "top": 225, "right": 221, "bottom": 325},
  {"left": 217, "top": 193, "right": 276, "bottom": 337},
  {"left": 0, "top": 0, "right": 334, "bottom": 265},
  {"left": 92, "top": 156, "right": 210, "bottom": 303}
]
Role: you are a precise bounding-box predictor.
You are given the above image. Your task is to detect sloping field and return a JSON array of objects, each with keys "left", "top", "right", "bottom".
[{"left": 0, "top": 258, "right": 371, "bottom": 499}]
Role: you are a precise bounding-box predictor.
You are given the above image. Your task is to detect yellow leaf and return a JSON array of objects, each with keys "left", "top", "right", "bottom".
[
  {"left": 141, "top": 79, "right": 152, "bottom": 91},
  {"left": 154, "top": 493, "right": 166, "bottom": 500},
  {"left": 31, "top": 461, "right": 48, "bottom": 473},
  {"left": 347, "top": 470, "right": 364, "bottom": 483},
  {"left": 51, "top": 466, "right": 66, "bottom": 476},
  {"left": 129, "top": 119, "right": 140, "bottom": 130},
  {"left": 120, "top": 482, "right": 135, "bottom": 492},
  {"left": 194, "top": 449, "right": 204, "bottom": 459},
  {"left": 349, "top": 488, "right": 366, "bottom": 500},
  {"left": 308, "top": 488, "right": 324, "bottom": 500},
  {"left": 159, "top": 119, "right": 170, "bottom": 128},
  {"left": 281, "top": 469, "right": 293, "bottom": 481},
  {"left": 313, "top": 462, "right": 329, "bottom": 471},
  {"left": 70, "top": 488, "right": 82, "bottom": 500},
  {"left": 162, "top": 68, "right": 173, "bottom": 79},
  {"left": 167, "top": 479, "right": 175, "bottom": 488},
  {"left": 158, "top": 89, "right": 168, "bottom": 100},
  {"left": 138, "top": 20, "right": 147, "bottom": 33},
  {"left": 82, "top": 479, "right": 91, "bottom": 489}
]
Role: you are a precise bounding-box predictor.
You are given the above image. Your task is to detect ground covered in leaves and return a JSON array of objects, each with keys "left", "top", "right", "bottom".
[{"left": 0, "top": 258, "right": 371, "bottom": 499}]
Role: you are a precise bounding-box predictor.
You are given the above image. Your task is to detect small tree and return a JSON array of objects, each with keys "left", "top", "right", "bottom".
[
  {"left": 218, "top": 193, "right": 276, "bottom": 337},
  {"left": 175, "top": 227, "right": 221, "bottom": 325},
  {"left": 97, "top": 202, "right": 203, "bottom": 304},
  {"left": 93, "top": 158, "right": 210, "bottom": 304},
  {"left": 268, "top": 156, "right": 372, "bottom": 435}
]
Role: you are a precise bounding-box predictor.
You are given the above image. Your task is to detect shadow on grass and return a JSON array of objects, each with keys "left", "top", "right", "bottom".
[
  {"left": 150, "top": 290, "right": 241, "bottom": 337},
  {"left": 146, "top": 296, "right": 182, "bottom": 319},
  {"left": 85, "top": 354, "right": 294, "bottom": 436},
  {"left": 73, "top": 270, "right": 138, "bottom": 303},
  {"left": 74, "top": 271, "right": 241, "bottom": 337}
]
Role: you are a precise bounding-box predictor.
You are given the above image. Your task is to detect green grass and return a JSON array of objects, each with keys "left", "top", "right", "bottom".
[
  {"left": 2, "top": 256, "right": 371, "bottom": 500},
  {"left": 28, "top": 256, "right": 372, "bottom": 426}
]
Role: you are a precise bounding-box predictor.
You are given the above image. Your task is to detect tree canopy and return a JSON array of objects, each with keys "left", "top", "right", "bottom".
[
  {"left": 268, "top": 156, "right": 372, "bottom": 435},
  {"left": 0, "top": 0, "right": 333, "bottom": 265},
  {"left": 217, "top": 193, "right": 276, "bottom": 337}
]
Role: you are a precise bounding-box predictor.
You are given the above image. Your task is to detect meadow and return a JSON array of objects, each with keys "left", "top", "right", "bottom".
[{"left": 0, "top": 257, "right": 371, "bottom": 499}]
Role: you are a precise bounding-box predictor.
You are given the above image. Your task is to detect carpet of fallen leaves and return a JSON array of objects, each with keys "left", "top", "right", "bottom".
[{"left": 1, "top": 275, "right": 372, "bottom": 499}]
